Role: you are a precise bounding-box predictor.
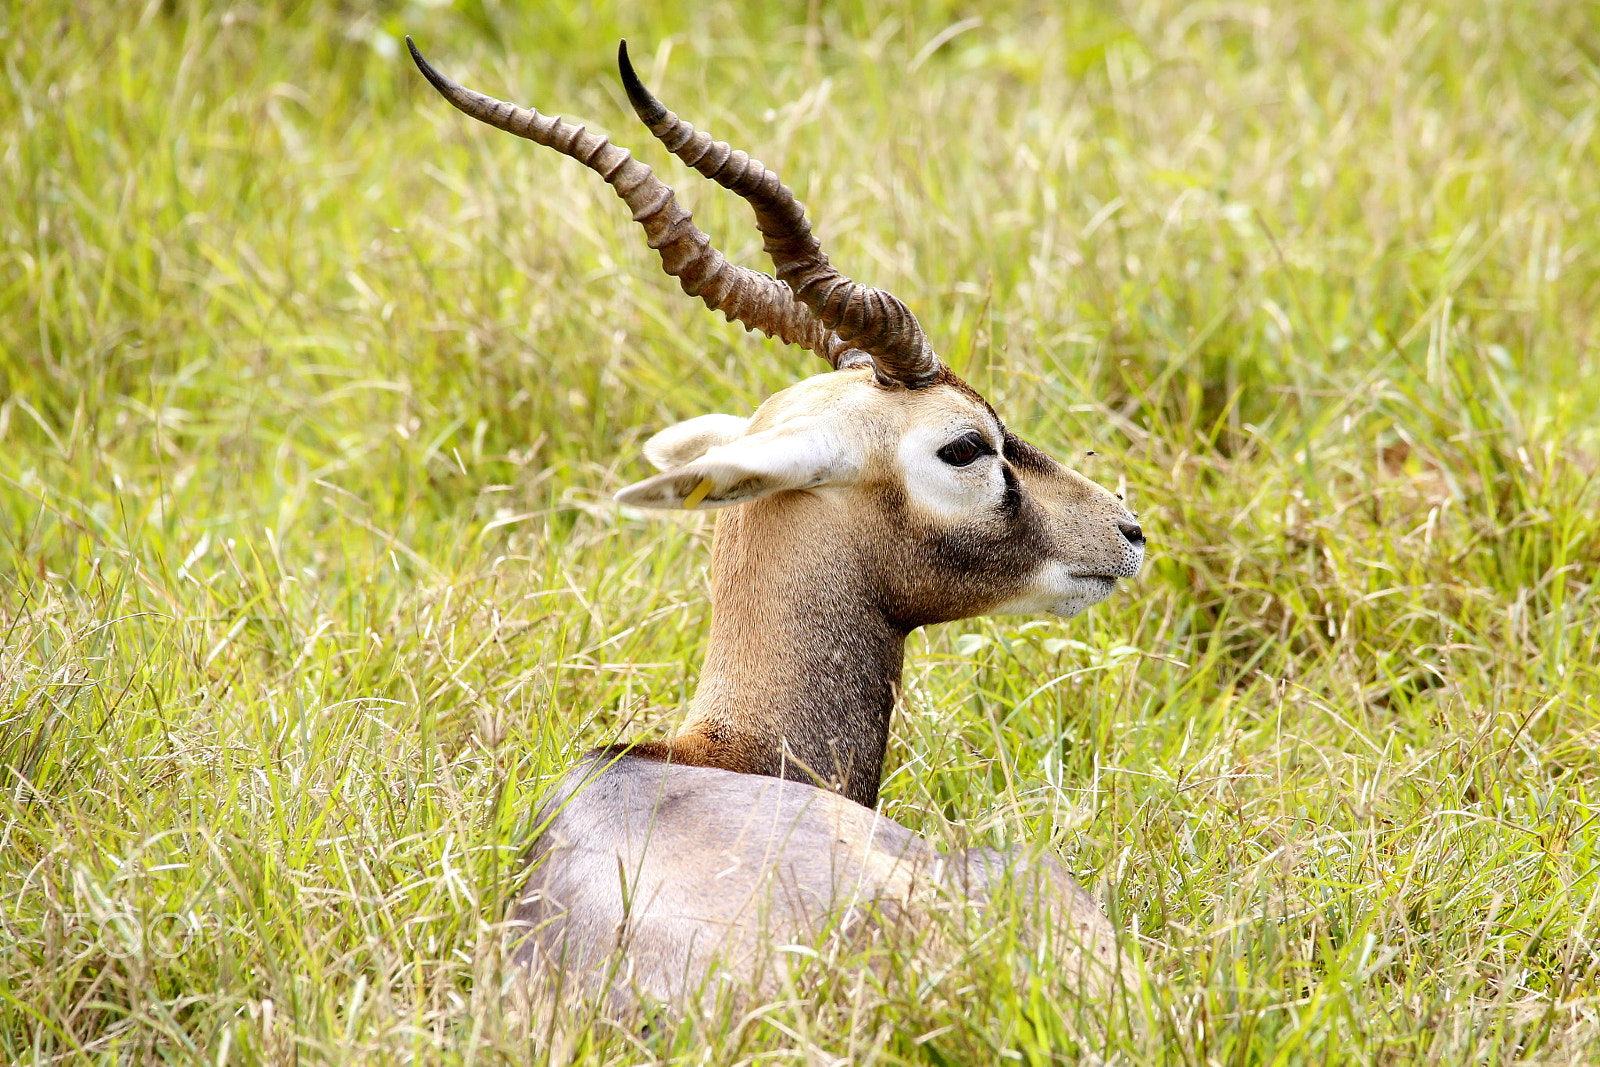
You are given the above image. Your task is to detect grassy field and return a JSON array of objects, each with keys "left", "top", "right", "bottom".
[{"left": 3, "top": 0, "right": 1599, "bottom": 1062}]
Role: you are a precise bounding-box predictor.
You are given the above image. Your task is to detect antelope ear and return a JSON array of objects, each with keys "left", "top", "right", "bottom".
[
  {"left": 616, "top": 420, "right": 855, "bottom": 511},
  {"left": 641, "top": 414, "right": 750, "bottom": 471}
]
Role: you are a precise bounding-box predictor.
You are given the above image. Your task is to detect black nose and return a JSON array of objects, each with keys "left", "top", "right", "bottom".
[{"left": 1117, "top": 521, "right": 1145, "bottom": 547}]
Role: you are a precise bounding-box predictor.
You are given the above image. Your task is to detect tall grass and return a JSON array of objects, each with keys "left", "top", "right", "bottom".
[{"left": 2, "top": 0, "right": 1597, "bottom": 1062}]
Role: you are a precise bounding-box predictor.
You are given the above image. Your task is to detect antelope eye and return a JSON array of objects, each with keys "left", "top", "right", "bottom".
[{"left": 936, "top": 432, "right": 991, "bottom": 467}]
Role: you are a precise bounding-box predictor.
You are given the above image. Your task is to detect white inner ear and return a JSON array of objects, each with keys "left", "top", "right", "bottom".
[
  {"left": 642, "top": 414, "right": 751, "bottom": 471},
  {"left": 617, "top": 418, "right": 857, "bottom": 511}
]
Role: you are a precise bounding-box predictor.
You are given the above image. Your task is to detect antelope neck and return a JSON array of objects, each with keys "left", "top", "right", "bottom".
[{"left": 663, "top": 499, "right": 906, "bottom": 809}]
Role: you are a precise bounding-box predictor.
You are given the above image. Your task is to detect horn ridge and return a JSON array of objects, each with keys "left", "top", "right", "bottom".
[
  {"left": 617, "top": 40, "right": 941, "bottom": 388},
  {"left": 408, "top": 37, "right": 862, "bottom": 369}
]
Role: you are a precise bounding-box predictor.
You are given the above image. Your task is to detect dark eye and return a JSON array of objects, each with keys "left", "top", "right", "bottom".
[{"left": 936, "top": 432, "right": 992, "bottom": 467}]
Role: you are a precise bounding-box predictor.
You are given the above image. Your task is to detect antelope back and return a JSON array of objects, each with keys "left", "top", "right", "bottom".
[{"left": 515, "top": 754, "right": 1119, "bottom": 1014}]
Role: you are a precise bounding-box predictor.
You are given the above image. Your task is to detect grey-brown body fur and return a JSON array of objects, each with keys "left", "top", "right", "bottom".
[
  {"left": 407, "top": 39, "right": 1146, "bottom": 1020},
  {"left": 515, "top": 754, "right": 1114, "bottom": 1014}
]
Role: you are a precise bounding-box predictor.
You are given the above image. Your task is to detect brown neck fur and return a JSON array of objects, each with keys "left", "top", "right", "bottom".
[{"left": 649, "top": 492, "right": 906, "bottom": 809}]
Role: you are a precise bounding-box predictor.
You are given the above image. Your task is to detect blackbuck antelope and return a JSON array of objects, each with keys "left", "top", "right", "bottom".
[{"left": 409, "top": 38, "right": 1147, "bottom": 1016}]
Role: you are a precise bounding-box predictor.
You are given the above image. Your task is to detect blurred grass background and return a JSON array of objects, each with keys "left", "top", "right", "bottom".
[{"left": 2, "top": 0, "right": 1598, "bottom": 1062}]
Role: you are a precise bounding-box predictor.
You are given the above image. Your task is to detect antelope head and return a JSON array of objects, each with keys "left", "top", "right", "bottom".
[{"left": 410, "top": 39, "right": 1145, "bottom": 805}]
